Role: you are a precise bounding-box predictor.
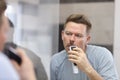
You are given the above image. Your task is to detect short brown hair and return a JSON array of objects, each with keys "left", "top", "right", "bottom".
[
  {"left": 0, "top": 0, "right": 7, "bottom": 26},
  {"left": 64, "top": 14, "right": 92, "bottom": 33}
]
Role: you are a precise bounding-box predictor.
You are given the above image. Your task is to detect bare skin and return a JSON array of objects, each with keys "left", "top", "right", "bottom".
[{"left": 11, "top": 48, "right": 36, "bottom": 80}]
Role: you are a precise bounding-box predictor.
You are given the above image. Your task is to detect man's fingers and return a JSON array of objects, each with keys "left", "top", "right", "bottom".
[
  {"left": 68, "top": 51, "right": 79, "bottom": 56},
  {"left": 68, "top": 54, "right": 78, "bottom": 60},
  {"left": 73, "top": 47, "right": 84, "bottom": 54},
  {"left": 16, "top": 48, "right": 26, "bottom": 56},
  {"left": 68, "top": 59, "right": 78, "bottom": 64},
  {"left": 11, "top": 60, "right": 20, "bottom": 71},
  {"left": 16, "top": 48, "right": 28, "bottom": 61}
]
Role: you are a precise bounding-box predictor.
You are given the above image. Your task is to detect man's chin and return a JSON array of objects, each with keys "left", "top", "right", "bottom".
[
  {"left": 0, "top": 47, "right": 4, "bottom": 51},
  {"left": 65, "top": 47, "right": 69, "bottom": 52}
]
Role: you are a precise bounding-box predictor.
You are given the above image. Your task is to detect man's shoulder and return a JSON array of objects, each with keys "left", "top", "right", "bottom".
[
  {"left": 87, "top": 45, "right": 113, "bottom": 59},
  {"left": 87, "top": 45, "right": 112, "bottom": 54},
  {"left": 52, "top": 50, "right": 66, "bottom": 60},
  {"left": 18, "top": 46, "right": 41, "bottom": 60},
  {"left": 87, "top": 45, "right": 114, "bottom": 70},
  {"left": 0, "top": 53, "right": 20, "bottom": 79},
  {"left": 51, "top": 50, "right": 67, "bottom": 66},
  {"left": 0, "top": 53, "right": 12, "bottom": 64},
  {"left": 0, "top": 53, "right": 8, "bottom": 63}
]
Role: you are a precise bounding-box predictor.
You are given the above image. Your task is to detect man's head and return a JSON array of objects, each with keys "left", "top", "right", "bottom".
[
  {"left": 0, "top": 0, "right": 9, "bottom": 51},
  {"left": 62, "top": 14, "right": 92, "bottom": 52},
  {"left": 0, "top": 0, "right": 7, "bottom": 26}
]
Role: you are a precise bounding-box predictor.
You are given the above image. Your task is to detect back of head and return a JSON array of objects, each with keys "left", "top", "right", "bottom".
[
  {"left": 0, "top": 0, "right": 7, "bottom": 51},
  {"left": 0, "top": 0, "right": 7, "bottom": 26},
  {"left": 64, "top": 14, "right": 92, "bottom": 34}
]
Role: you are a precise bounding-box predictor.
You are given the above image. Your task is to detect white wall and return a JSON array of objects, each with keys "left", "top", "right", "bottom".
[
  {"left": 114, "top": 0, "right": 120, "bottom": 78},
  {"left": 20, "top": 0, "right": 39, "bottom": 4},
  {"left": 6, "top": 0, "right": 19, "bottom": 3},
  {"left": 19, "top": 4, "right": 59, "bottom": 80}
]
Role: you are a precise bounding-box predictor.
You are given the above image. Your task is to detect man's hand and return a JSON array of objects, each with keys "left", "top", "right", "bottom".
[
  {"left": 68, "top": 47, "right": 103, "bottom": 80},
  {"left": 68, "top": 47, "right": 92, "bottom": 73},
  {"left": 11, "top": 48, "right": 36, "bottom": 80}
]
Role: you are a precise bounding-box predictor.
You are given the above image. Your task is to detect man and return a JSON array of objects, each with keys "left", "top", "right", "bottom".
[
  {"left": 0, "top": 0, "right": 36, "bottom": 80},
  {"left": 50, "top": 14, "right": 119, "bottom": 80},
  {"left": 4, "top": 19, "right": 48, "bottom": 80}
]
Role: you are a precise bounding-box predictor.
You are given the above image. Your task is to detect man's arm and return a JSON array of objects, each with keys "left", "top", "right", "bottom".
[
  {"left": 11, "top": 48, "right": 36, "bottom": 80},
  {"left": 0, "top": 53, "right": 20, "bottom": 80},
  {"left": 83, "top": 65, "right": 103, "bottom": 80},
  {"left": 68, "top": 47, "right": 119, "bottom": 80}
]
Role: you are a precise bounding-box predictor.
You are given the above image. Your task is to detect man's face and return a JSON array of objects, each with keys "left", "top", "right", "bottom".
[
  {"left": 0, "top": 14, "right": 9, "bottom": 51},
  {"left": 62, "top": 21, "right": 91, "bottom": 52}
]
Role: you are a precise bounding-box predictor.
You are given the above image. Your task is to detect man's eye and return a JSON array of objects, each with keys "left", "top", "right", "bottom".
[
  {"left": 75, "top": 34, "right": 83, "bottom": 38},
  {"left": 65, "top": 32, "right": 72, "bottom": 36}
]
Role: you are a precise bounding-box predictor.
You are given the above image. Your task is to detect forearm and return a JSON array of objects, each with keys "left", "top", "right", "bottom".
[
  {"left": 20, "top": 70, "right": 36, "bottom": 80},
  {"left": 85, "top": 66, "right": 103, "bottom": 80}
]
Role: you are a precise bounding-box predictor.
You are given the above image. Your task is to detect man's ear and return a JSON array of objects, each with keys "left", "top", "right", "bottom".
[
  {"left": 61, "top": 30, "right": 64, "bottom": 41},
  {"left": 86, "top": 35, "right": 91, "bottom": 44}
]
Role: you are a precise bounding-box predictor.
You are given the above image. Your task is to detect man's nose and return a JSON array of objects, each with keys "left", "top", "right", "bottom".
[{"left": 70, "top": 34, "right": 75, "bottom": 41}]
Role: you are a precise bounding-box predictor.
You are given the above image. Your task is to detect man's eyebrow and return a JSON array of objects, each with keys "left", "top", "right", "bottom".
[
  {"left": 64, "top": 31, "right": 70, "bottom": 32},
  {"left": 65, "top": 31, "right": 83, "bottom": 35},
  {"left": 76, "top": 33, "right": 83, "bottom": 35}
]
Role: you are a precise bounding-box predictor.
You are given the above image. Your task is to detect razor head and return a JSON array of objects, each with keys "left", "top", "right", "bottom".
[
  {"left": 69, "top": 46, "right": 77, "bottom": 51},
  {"left": 3, "top": 45, "right": 22, "bottom": 65},
  {"left": 69, "top": 46, "right": 77, "bottom": 66}
]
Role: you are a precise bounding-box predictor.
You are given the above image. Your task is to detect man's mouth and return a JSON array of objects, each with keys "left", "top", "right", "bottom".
[
  {"left": 66, "top": 44, "right": 76, "bottom": 50},
  {"left": 67, "top": 44, "right": 75, "bottom": 47}
]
